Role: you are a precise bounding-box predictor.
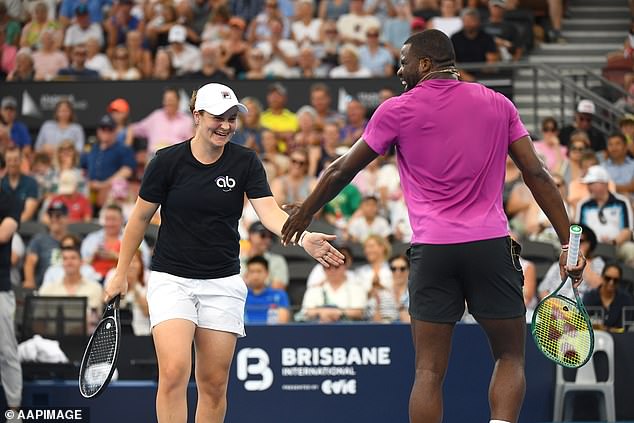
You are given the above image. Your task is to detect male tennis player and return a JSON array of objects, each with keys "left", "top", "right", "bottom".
[{"left": 282, "top": 29, "right": 586, "bottom": 423}]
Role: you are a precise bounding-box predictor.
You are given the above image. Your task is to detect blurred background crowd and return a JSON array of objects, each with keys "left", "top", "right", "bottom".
[{"left": 1, "top": 0, "right": 634, "bottom": 337}]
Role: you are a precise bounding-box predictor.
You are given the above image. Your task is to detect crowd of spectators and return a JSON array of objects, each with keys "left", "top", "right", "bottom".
[
  {"left": 0, "top": 0, "right": 573, "bottom": 83},
  {"left": 1, "top": 0, "right": 634, "bottom": 338}
]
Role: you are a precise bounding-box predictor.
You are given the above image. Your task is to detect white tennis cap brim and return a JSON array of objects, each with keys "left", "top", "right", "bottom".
[{"left": 194, "top": 83, "right": 248, "bottom": 115}]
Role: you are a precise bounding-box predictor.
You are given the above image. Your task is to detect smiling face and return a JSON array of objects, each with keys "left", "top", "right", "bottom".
[
  {"left": 397, "top": 44, "right": 425, "bottom": 91},
  {"left": 194, "top": 106, "right": 239, "bottom": 148}
]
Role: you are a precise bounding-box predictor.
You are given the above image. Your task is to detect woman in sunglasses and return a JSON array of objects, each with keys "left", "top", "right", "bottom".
[
  {"left": 583, "top": 262, "right": 634, "bottom": 331},
  {"left": 367, "top": 253, "right": 410, "bottom": 323}
]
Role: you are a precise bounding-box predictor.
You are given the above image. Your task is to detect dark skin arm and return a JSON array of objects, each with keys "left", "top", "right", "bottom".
[
  {"left": 282, "top": 140, "right": 378, "bottom": 244},
  {"left": 509, "top": 136, "right": 586, "bottom": 284}
]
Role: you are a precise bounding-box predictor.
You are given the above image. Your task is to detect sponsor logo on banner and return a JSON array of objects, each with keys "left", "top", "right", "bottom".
[{"left": 236, "top": 346, "right": 391, "bottom": 395}]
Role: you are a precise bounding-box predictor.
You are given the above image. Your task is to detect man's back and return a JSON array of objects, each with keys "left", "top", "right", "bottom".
[{"left": 363, "top": 79, "right": 528, "bottom": 244}]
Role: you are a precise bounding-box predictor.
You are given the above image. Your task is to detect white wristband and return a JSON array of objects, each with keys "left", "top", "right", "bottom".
[{"left": 298, "top": 231, "right": 309, "bottom": 247}]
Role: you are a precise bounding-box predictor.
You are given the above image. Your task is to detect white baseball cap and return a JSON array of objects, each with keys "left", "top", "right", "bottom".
[
  {"left": 194, "top": 83, "right": 248, "bottom": 115},
  {"left": 168, "top": 25, "right": 187, "bottom": 43},
  {"left": 581, "top": 165, "right": 610, "bottom": 184},
  {"left": 577, "top": 99, "right": 596, "bottom": 115}
]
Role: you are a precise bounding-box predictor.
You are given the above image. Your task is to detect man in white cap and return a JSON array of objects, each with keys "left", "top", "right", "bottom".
[
  {"left": 559, "top": 99, "right": 606, "bottom": 152},
  {"left": 576, "top": 165, "right": 634, "bottom": 265},
  {"left": 166, "top": 24, "right": 201, "bottom": 76},
  {"left": 104, "top": 84, "right": 344, "bottom": 423}
]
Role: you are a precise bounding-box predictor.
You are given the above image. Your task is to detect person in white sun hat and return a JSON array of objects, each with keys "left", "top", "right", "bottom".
[{"left": 104, "top": 83, "right": 344, "bottom": 423}]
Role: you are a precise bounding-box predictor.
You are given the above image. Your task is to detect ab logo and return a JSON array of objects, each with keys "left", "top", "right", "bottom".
[
  {"left": 236, "top": 348, "right": 273, "bottom": 391},
  {"left": 215, "top": 175, "right": 236, "bottom": 192}
]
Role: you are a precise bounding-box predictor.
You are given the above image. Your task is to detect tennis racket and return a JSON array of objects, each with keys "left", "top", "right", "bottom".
[
  {"left": 531, "top": 225, "right": 594, "bottom": 368},
  {"left": 79, "top": 295, "right": 121, "bottom": 398}
]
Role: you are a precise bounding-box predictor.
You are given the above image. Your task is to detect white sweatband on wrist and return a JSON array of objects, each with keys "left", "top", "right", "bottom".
[
  {"left": 298, "top": 231, "right": 309, "bottom": 247},
  {"left": 490, "top": 420, "right": 511, "bottom": 423}
]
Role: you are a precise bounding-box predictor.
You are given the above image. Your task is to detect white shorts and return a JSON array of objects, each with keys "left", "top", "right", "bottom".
[{"left": 147, "top": 271, "right": 247, "bottom": 337}]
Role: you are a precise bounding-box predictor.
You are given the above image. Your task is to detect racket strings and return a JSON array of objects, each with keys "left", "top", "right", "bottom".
[
  {"left": 533, "top": 297, "right": 592, "bottom": 367},
  {"left": 80, "top": 318, "right": 117, "bottom": 396}
]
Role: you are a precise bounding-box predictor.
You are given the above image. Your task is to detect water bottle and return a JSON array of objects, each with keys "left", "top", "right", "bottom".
[{"left": 267, "top": 304, "right": 280, "bottom": 325}]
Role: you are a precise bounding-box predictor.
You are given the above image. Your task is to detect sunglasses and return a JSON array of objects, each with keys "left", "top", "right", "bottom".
[
  {"left": 542, "top": 127, "right": 557, "bottom": 132},
  {"left": 291, "top": 158, "right": 306, "bottom": 165},
  {"left": 603, "top": 276, "right": 619, "bottom": 284},
  {"left": 367, "top": 33, "right": 379, "bottom": 37},
  {"left": 577, "top": 116, "right": 592, "bottom": 122},
  {"left": 569, "top": 146, "right": 585, "bottom": 152},
  {"left": 390, "top": 265, "right": 407, "bottom": 272}
]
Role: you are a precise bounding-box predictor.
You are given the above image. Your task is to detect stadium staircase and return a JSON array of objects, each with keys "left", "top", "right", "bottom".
[{"left": 514, "top": 0, "right": 630, "bottom": 133}]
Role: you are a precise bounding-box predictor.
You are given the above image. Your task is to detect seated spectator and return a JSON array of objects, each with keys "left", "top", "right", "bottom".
[
  {"left": 104, "top": 0, "right": 144, "bottom": 57},
  {"left": 354, "top": 234, "right": 393, "bottom": 293},
  {"left": 41, "top": 234, "right": 101, "bottom": 287},
  {"left": 309, "top": 122, "right": 341, "bottom": 177},
  {"left": 450, "top": 7, "right": 498, "bottom": 80},
  {"left": 559, "top": 99, "right": 606, "bottom": 152},
  {"left": 182, "top": 41, "right": 231, "bottom": 80},
  {"left": 359, "top": 26, "right": 394, "bottom": 77},
  {"left": 290, "top": 105, "right": 319, "bottom": 154},
  {"left": 23, "top": 200, "right": 70, "bottom": 289},
  {"left": 238, "top": 46, "right": 269, "bottom": 80},
  {"left": 292, "top": 0, "right": 323, "bottom": 45},
  {"left": 0, "top": 23, "right": 17, "bottom": 79},
  {"left": 336, "top": 0, "right": 380, "bottom": 45},
  {"left": 306, "top": 245, "right": 358, "bottom": 287},
  {"left": 257, "top": 15, "right": 299, "bottom": 78},
  {"left": 57, "top": 44, "right": 101, "bottom": 80},
  {"left": 271, "top": 149, "right": 316, "bottom": 207},
  {"left": 32, "top": 28, "right": 68, "bottom": 81},
  {"left": 562, "top": 130, "right": 591, "bottom": 185},
  {"left": 41, "top": 170, "right": 92, "bottom": 223},
  {"left": 50, "top": 140, "right": 88, "bottom": 197},
  {"left": 260, "top": 129, "right": 290, "bottom": 175},
  {"left": 7, "top": 48, "right": 35, "bottom": 81},
  {"left": 108, "top": 98, "right": 134, "bottom": 147},
  {"left": 63, "top": 4, "right": 104, "bottom": 53},
  {"left": 412, "top": 0, "right": 440, "bottom": 21},
  {"left": 309, "top": 83, "right": 345, "bottom": 129},
  {"left": 383, "top": 0, "right": 414, "bottom": 60},
  {"left": 532, "top": 117, "right": 567, "bottom": 175},
  {"left": 20, "top": 1, "right": 61, "bottom": 50},
  {"left": 576, "top": 165, "right": 634, "bottom": 266},
  {"left": 341, "top": 98, "right": 368, "bottom": 147},
  {"left": 31, "top": 151, "right": 55, "bottom": 199},
  {"left": 166, "top": 24, "right": 202, "bottom": 76},
  {"left": 483, "top": 0, "right": 523, "bottom": 61},
  {"left": 322, "top": 180, "right": 362, "bottom": 232},
  {"left": 364, "top": 0, "right": 396, "bottom": 21},
  {"left": 59, "top": 0, "right": 110, "bottom": 27},
  {"left": 200, "top": 4, "right": 230, "bottom": 43},
  {"left": 81, "top": 203, "right": 150, "bottom": 280},
  {"left": 525, "top": 173, "right": 572, "bottom": 245},
  {"left": 0, "top": 96, "right": 31, "bottom": 152},
  {"left": 144, "top": 2, "right": 177, "bottom": 51},
  {"left": 347, "top": 195, "right": 392, "bottom": 243},
  {"left": 233, "top": 97, "right": 264, "bottom": 152},
  {"left": 367, "top": 253, "right": 410, "bottom": 323},
  {"left": 131, "top": 87, "right": 193, "bottom": 156},
  {"left": 289, "top": 45, "right": 329, "bottom": 78},
  {"left": 125, "top": 30, "right": 153, "bottom": 78},
  {"left": 0, "top": 147, "right": 38, "bottom": 222},
  {"left": 300, "top": 252, "right": 366, "bottom": 322},
  {"left": 583, "top": 262, "right": 634, "bottom": 331},
  {"left": 81, "top": 114, "right": 135, "bottom": 208},
  {"left": 247, "top": 0, "right": 291, "bottom": 44},
  {"left": 602, "top": 132, "right": 634, "bottom": 200},
  {"left": 313, "top": 19, "right": 342, "bottom": 70},
  {"left": 620, "top": 114, "right": 634, "bottom": 147},
  {"left": 329, "top": 44, "right": 372, "bottom": 78},
  {"left": 39, "top": 245, "right": 103, "bottom": 318},
  {"left": 84, "top": 36, "right": 112, "bottom": 77},
  {"left": 219, "top": 16, "right": 249, "bottom": 78},
  {"left": 428, "top": 0, "right": 463, "bottom": 38},
  {"left": 102, "top": 45, "right": 141, "bottom": 80},
  {"left": 318, "top": 0, "right": 351, "bottom": 21},
  {"left": 260, "top": 83, "right": 299, "bottom": 150},
  {"left": 239, "top": 221, "right": 289, "bottom": 289},
  {"left": 244, "top": 256, "right": 291, "bottom": 324},
  {"left": 151, "top": 48, "right": 174, "bottom": 80},
  {"left": 35, "top": 99, "right": 85, "bottom": 155},
  {"left": 538, "top": 224, "right": 605, "bottom": 300}
]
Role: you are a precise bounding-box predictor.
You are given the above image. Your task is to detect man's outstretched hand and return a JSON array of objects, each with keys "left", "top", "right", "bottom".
[{"left": 281, "top": 203, "right": 312, "bottom": 245}]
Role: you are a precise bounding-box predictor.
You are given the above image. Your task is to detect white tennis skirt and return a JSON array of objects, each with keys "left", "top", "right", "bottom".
[{"left": 147, "top": 271, "right": 247, "bottom": 337}]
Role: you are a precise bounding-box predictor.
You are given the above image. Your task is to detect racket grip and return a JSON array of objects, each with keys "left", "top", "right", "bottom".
[{"left": 566, "top": 225, "right": 583, "bottom": 268}]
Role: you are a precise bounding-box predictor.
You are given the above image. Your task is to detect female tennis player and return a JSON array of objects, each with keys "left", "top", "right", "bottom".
[
  {"left": 282, "top": 30, "right": 586, "bottom": 423},
  {"left": 104, "top": 82, "right": 343, "bottom": 423}
]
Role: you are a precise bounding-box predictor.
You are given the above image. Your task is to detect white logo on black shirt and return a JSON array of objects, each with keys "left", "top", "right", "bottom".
[{"left": 215, "top": 175, "right": 236, "bottom": 192}]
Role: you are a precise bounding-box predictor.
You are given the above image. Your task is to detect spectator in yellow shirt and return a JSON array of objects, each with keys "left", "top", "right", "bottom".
[{"left": 260, "top": 82, "right": 298, "bottom": 152}]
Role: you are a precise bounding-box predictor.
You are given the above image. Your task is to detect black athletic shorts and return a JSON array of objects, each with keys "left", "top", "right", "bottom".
[{"left": 408, "top": 236, "right": 526, "bottom": 323}]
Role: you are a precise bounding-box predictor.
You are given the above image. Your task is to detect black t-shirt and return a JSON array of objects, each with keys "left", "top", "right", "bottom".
[
  {"left": 451, "top": 30, "right": 498, "bottom": 63},
  {"left": 0, "top": 190, "right": 21, "bottom": 291},
  {"left": 139, "top": 140, "right": 272, "bottom": 279},
  {"left": 559, "top": 125, "right": 606, "bottom": 152}
]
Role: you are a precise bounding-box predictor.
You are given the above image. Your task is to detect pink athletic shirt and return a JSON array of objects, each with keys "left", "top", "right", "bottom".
[{"left": 363, "top": 79, "right": 529, "bottom": 244}]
